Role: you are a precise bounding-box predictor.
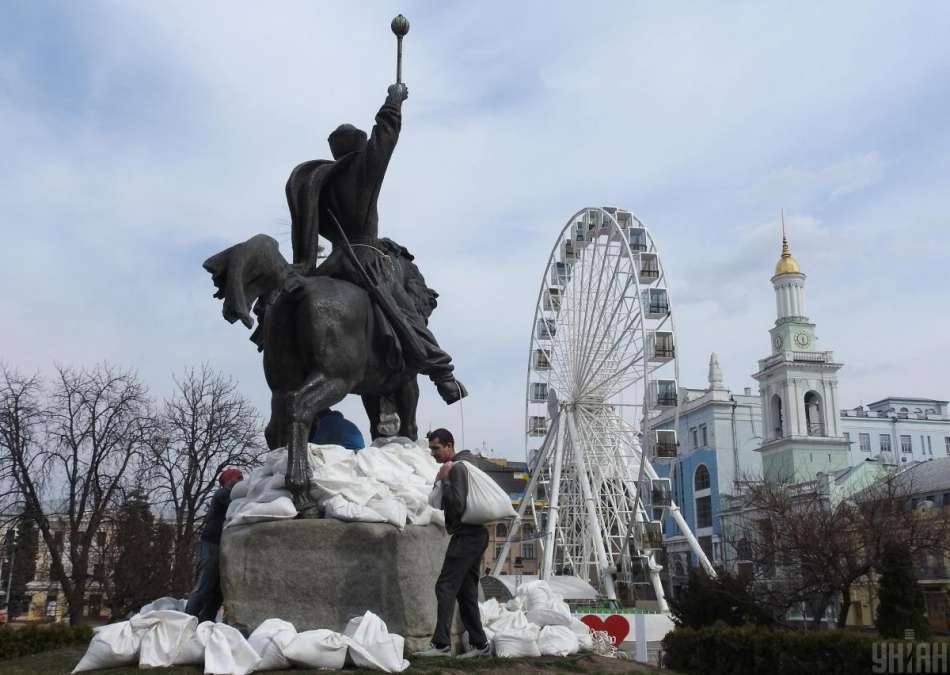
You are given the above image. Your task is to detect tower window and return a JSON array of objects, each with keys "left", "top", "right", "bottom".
[
  {"left": 859, "top": 433, "right": 871, "bottom": 452},
  {"left": 880, "top": 435, "right": 892, "bottom": 453}
]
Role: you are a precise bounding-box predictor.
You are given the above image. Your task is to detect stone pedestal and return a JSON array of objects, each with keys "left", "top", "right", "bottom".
[{"left": 220, "top": 519, "right": 450, "bottom": 652}]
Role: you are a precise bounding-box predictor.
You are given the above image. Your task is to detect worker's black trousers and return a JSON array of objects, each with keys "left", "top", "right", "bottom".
[{"left": 432, "top": 526, "right": 490, "bottom": 649}]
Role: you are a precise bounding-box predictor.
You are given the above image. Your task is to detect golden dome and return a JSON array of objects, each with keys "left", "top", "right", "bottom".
[{"left": 774, "top": 235, "right": 801, "bottom": 275}]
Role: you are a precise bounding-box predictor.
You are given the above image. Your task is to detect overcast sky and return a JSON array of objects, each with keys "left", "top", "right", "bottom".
[{"left": 2, "top": 2, "right": 949, "bottom": 459}]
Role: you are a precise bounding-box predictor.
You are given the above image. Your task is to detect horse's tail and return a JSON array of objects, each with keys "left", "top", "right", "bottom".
[{"left": 202, "top": 233, "right": 289, "bottom": 334}]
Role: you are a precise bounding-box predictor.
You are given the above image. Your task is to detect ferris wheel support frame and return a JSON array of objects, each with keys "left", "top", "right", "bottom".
[
  {"left": 566, "top": 411, "right": 618, "bottom": 600},
  {"left": 540, "top": 413, "right": 565, "bottom": 581}
]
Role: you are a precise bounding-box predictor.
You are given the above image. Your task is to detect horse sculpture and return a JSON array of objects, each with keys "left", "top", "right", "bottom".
[{"left": 203, "top": 233, "right": 438, "bottom": 513}]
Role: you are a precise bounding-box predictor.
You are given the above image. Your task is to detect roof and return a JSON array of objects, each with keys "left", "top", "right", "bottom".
[
  {"left": 867, "top": 397, "right": 949, "bottom": 407},
  {"left": 892, "top": 457, "right": 950, "bottom": 496}
]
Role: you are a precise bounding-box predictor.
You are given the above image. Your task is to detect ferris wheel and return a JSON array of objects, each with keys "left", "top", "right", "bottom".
[{"left": 492, "top": 206, "right": 714, "bottom": 608}]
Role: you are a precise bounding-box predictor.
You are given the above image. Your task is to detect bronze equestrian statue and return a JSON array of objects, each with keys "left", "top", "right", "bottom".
[{"left": 202, "top": 81, "right": 467, "bottom": 513}]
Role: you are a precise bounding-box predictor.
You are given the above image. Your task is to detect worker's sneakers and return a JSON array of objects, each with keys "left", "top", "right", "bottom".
[
  {"left": 413, "top": 643, "right": 452, "bottom": 657},
  {"left": 459, "top": 643, "right": 492, "bottom": 658}
]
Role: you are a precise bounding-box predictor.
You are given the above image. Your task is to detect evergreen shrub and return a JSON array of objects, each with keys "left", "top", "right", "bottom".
[{"left": 0, "top": 623, "right": 93, "bottom": 661}]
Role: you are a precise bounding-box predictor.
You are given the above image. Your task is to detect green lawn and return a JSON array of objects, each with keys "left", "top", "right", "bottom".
[{"left": 0, "top": 646, "right": 676, "bottom": 674}]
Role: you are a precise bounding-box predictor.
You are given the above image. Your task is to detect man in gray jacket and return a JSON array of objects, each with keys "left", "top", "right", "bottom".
[{"left": 414, "top": 428, "right": 491, "bottom": 657}]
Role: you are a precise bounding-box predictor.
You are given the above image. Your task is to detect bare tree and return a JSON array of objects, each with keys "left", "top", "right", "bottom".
[
  {"left": 0, "top": 364, "right": 152, "bottom": 624},
  {"left": 149, "top": 366, "right": 263, "bottom": 594},
  {"left": 722, "top": 470, "right": 950, "bottom": 629}
]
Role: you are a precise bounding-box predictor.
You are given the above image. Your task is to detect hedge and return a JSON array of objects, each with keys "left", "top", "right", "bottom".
[
  {"left": 0, "top": 623, "right": 94, "bottom": 661},
  {"left": 662, "top": 625, "right": 948, "bottom": 675}
]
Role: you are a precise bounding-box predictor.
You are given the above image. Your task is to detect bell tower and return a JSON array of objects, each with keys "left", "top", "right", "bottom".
[{"left": 752, "top": 216, "right": 849, "bottom": 483}]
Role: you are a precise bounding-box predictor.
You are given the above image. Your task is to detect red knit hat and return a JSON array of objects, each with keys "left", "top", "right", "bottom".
[{"left": 219, "top": 468, "right": 243, "bottom": 486}]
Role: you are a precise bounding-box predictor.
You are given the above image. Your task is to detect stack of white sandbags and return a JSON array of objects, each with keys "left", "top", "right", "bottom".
[
  {"left": 226, "top": 438, "right": 444, "bottom": 530},
  {"left": 74, "top": 602, "right": 409, "bottom": 674},
  {"left": 477, "top": 581, "right": 593, "bottom": 658},
  {"left": 73, "top": 602, "right": 261, "bottom": 675}
]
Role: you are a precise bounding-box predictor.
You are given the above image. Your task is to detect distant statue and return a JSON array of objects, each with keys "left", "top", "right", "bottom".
[{"left": 203, "top": 83, "right": 467, "bottom": 514}]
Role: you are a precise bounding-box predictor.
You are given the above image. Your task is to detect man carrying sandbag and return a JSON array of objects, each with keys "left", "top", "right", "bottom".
[
  {"left": 185, "top": 468, "right": 244, "bottom": 622},
  {"left": 415, "top": 428, "right": 495, "bottom": 658}
]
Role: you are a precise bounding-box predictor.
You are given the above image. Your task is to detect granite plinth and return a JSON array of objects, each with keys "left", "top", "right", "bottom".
[{"left": 220, "top": 519, "right": 451, "bottom": 652}]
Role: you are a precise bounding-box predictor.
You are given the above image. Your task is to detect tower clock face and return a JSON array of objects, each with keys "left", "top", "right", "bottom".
[
  {"left": 794, "top": 332, "right": 810, "bottom": 348},
  {"left": 773, "top": 334, "right": 783, "bottom": 349}
]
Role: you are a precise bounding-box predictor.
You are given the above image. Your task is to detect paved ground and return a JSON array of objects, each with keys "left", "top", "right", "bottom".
[{"left": 0, "top": 646, "right": 677, "bottom": 674}]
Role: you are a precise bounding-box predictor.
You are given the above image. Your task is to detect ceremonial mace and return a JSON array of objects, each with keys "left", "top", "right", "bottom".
[{"left": 391, "top": 14, "right": 410, "bottom": 84}]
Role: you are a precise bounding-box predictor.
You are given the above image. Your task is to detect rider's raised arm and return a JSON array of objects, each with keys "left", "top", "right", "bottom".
[{"left": 363, "top": 84, "right": 407, "bottom": 183}]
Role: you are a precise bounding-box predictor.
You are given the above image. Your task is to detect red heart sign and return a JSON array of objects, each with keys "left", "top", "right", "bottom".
[{"left": 580, "top": 614, "right": 630, "bottom": 646}]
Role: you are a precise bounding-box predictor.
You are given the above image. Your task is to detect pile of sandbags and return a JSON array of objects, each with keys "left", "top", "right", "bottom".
[
  {"left": 74, "top": 602, "right": 408, "bottom": 674},
  {"left": 226, "top": 438, "right": 444, "bottom": 530},
  {"left": 477, "top": 581, "right": 594, "bottom": 658}
]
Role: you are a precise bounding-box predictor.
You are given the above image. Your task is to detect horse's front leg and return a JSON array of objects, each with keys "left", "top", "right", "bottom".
[
  {"left": 395, "top": 378, "right": 420, "bottom": 441},
  {"left": 285, "top": 373, "right": 349, "bottom": 518}
]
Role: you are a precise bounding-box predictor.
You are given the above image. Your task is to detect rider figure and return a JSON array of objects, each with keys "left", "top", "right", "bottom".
[{"left": 285, "top": 83, "right": 466, "bottom": 405}]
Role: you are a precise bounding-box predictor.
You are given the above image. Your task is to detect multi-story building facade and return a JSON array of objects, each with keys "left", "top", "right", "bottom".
[{"left": 655, "top": 232, "right": 950, "bottom": 595}]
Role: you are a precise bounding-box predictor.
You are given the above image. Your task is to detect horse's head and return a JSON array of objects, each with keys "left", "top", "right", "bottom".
[{"left": 379, "top": 238, "right": 440, "bottom": 320}]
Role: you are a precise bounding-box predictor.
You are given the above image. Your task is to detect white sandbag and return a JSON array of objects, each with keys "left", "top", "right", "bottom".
[
  {"left": 356, "top": 447, "right": 414, "bottom": 485},
  {"left": 459, "top": 462, "right": 517, "bottom": 524},
  {"left": 516, "top": 580, "right": 557, "bottom": 611},
  {"left": 310, "top": 443, "right": 357, "bottom": 466},
  {"left": 138, "top": 596, "right": 187, "bottom": 615},
  {"left": 203, "top": 623, "right": 260, "bottom": 675},
  {"left": 247, "top": 619, "right": 297, "bottom": 671},
  {"left": 311, "top": 461, "right": 381, "bottom": 505},
  {"left": 477, "top": 598, "right": 505, "bottom": 626},
  {"left": 486, "top": 608, "right": 530, "bottom": 633},
  {"left": 492, "top": 625, "right": 541, "bottom": 658},
  {"left": 367, "top": 495, "right": 409, "bottom": 529},
  {"left": 568, "top": 617, "right": 594, "bottom": 651},
  {"left": 526, "top": 607, "right": 572, "bottom": 627},
  {"left": 343, "top": 611, "right": 409, "bottom": 673},
  {"left": 73, "top": 621, "right": 141, "bottom": 673},
  {"left": 322, "top": 494, "right": 387, "bottom": 523},
  {"left": 538, "top": 625, "right": 580, "bottom": 656},
  {"left": 174, "top": 621, "right": 214, "bottom": 665},
  {"left": 505, "top": 596, "right": 526, "bottom": 612},
  {"left": 265, "top": 449, "right": 288, "bottom": 475},
  {"left": 230, "top": 479, "right": 250, "bottom": 499},
  {"left": 132, "top": 609, "right": 198, "bottom": 668},
  {"left": 227, "top": 496, "right": 297, "bottom": 527},
  {"left": 282, "top": 629, "right": 349, "bottom": 670}
]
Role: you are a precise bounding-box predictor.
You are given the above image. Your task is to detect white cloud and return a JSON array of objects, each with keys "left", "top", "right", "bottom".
[{"left": 2, "top": 1, "right": 949, "bottom": 456}]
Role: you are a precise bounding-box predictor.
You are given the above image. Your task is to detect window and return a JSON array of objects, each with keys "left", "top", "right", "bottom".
[
  {"left": 700, "top": 424, "right": 708, "bottom": 447},
  {"left": 844, "top": 432, "right": 851, "bottom": 447},
  {"left": 496, "top": 523, "right": 507, "bottom": 538},
  {"left": 880, "top": 434, "right": 892, "bottom": 453},
  {"left": 522, "top": 543, "right": 535, "bottom": 560},
  {"left": 494, "top": 545, "right": 503, "bottom": 560},
  {"left": 690, "top": 427, "right": 698, "bottom": 448},
  {"left": 859, "top": 433, "right": 871, "bottom": 452},
  {"left": 946, "top": 437, "right": 950, "bottom": 456},
  {"left": 922, "top": 435, "right": 926, "bottom": 455},
  {"left": 927, "top": 436, "right": 933, "bottom": 455},
  {"left": 694, "top": 465, "right": 710, "bottom": 491},
  {"left": 698, "top": 535, "right": 713, "bottom": 560},
  {"left": 901, "top": 435, "right": 912, "bottom": 454},
  {"left": 943, "top": 493, "right": 950, "bottom": 508},
  {"left": 695, "top": 496, "right": 712, "bottom": 528}
]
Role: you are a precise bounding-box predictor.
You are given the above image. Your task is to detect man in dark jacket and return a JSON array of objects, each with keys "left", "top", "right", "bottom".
[
  {"left": 185, "top": 468, "right": 243, "bottom": 622},
  {"left": 414, "top": 428, "right": 491, "bottom": 657}
]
